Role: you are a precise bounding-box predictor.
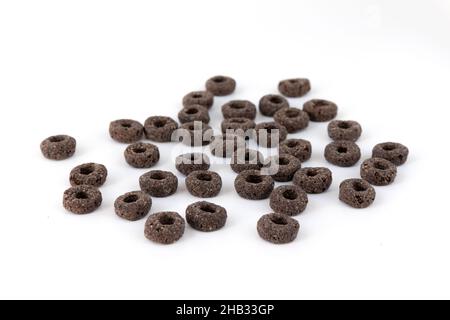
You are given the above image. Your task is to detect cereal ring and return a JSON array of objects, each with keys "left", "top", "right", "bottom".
[
  {"left": 186, "top": 201, "right": 227, "bottom": 232},
  {"left": 360, "top": 158, "right": 397, "bottom": 186},
  {"left": 144, "top": 116, "right": 178, "bottom": 142},
  {"left": 222, "top": 100, "right": 257, "bottom": 120},
  {"left": 109, "top": 119, "right": 144, "bottom": 143},
  {"left": 124, "top": 142, "right": 160, "bottom": 168},
  {"left": 293, "top": 167, "right": 332, "bottom": 194},
  {"left": 324, "top": 141, "right": 361, "bottom": 167},
  {"left": 178, "top": 105, "right": 210, "bottom": 124},
  {"left": 257, "top": 213, "right": 300, "bottom": 244},
  {"left": 139, "top": 170, "right": 178, "bottom": 197},
  {"left": 221, "top": 118, "right": 256, "bottom": 140},
  {"left": 372, "top": 142, "right": 409, "bottom": 166},
  {"left": 273, "top": 107, "right": 309, "bottom": 133},
  {"left": 234, "top": 170, "right": 274, "bottom": 200},
  {"left": 205, "top": 75, "right": 236, "bottom": 96},
  {"left": 210, "top": 134, "right": 246, "bottom": 158},
  {"left": 230, "top": 148, "right": 264, "bottom": 173},
  {"left": 339, "top": 179, "right": 376, "bottom": 209},
  {"left": 175, "top": 153, "right": 210, "bottom": 176},
  {"left": 178, "top": 122, "right": 214, "bottom": 147},
  {"left": 69, "top": 163, "right": 108, "bottom": 187},
  {"left": 114, "top": 191, "right": 152, "bottom": 221},
  {"left": 264, "top": 154, "right": 301, "bottom": 182},
  {"left": 303, "top": 99, "right": 337, "bottom": 122},
  {"left": 279, "top": 139, "right": 312, "bottom": 162},
  {"left": 183, "top": 91, "right": 214, "bottom": 109},
  {"left": 40, "top": 135, "right": 76, "bottom": 160},
  {"left": 327, "top": 120, "right": 362, "bottom": 142},
  {"left": 186, "top": 170, "right": 222, "bottom": 198},
  {"left": 144, "top": 212, "right": 185, "bottom": 245},
  {"left": 255, "top": 122, "right": 287, "bottom": 148},
  {"left": 269, "top": 185, "right": 308, "bottom": 216},
  {"left": 63, "top": 185, "right": 102, "bottom": 214},
  {"left": 278, "top": 78, "right": 311, "bottom": 97},
  {"left": 259, "top": 94, "right": 289, "bottom": 117}
]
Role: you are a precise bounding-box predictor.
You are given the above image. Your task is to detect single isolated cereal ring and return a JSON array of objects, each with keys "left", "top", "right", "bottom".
[
  {"left": 339, "top": 179, "right": 376, "bottom": 209},
  {"left": 186, "top": 201, "right": 227, "bottom": 232},
  {"left": 109, "top": 119, "right": 144, "bottom": 143},
  {"left": 293, "top": 167, "right": 332, "bottom": 194},
  {"left": 264, "top": 154, "right": 301, "bottom": 182},
  {"left": 234, "top": 170, "right": 274, "bottom": 200},
  {"left": 303, "top": 99, "right": 338, "bottom": 122},
  {"left": 124, "top": 142, "right": 160, "bottom": 168},
  {"left": 178, "top": 122, "right": 214, "bottom": 147},
  {"left": 270, "top": 185, "right": 308, "bottom": 216},
  {"left": 205, "top": 75, "right": 236, "bottom": 96},
  {"left": 327, "top": 120, "right": 362, "bottom": 142},
  {"left": 114, "top": 191, "right": 152, "bottom": 221},
  {"left": 69, "top": 163, "right": 108, "bottom": 187},
  {"left": 222, "top": 100, "right": 257, "bottom": 120},
  {"left": 279, "top": 139, "right": 312, "bottom": 163},
  {"left": 209, "top": 134, "right": 246, "bottom": 158},
  {"left": 221, "top": 118, "right": 256, "bottom": 139},
  {"left": 360, "top": 158, "right": 397, "bottom": 186},
  {"left": 324, "top": 141, "right": 361, "bottom": 167},
  {"left": 182, "top": 90, "right": 214, "bottom": 109},
  {"left": 40, "top": 135, "right": 76, "bottom": 160},
  {"left": 144, "top": 116, "right": 178, "bottom": 142},
  {"left": 63, "top": 185, "right": 102, "bottom": 215},
  {"left": 255, "top": 122, "right": 287, "bottom": 148},
  {"left": 259, "top": 94, "right": 289, "bottom": 117},
  {"left": 372, "top": 142, "right": 409, "bottom": 166},
  {"left": 139, "top": 170, "right": 178, "bottom": 197},
  {"left": 230, "top": 148, "right": 264, "bottom": 173},
  {"left": 257, "top": 213, "right": 300, "bottom": 244},
  {"left": 186, "top": 170, "right": 222, "bottom": 198},
  {"left": 274, "top": 107, "right": 309, "bottom": 133},
  {"left": 175, "top": 153, "right": 210, "bottom": 176},
  {"left": 278, "top": 78, "right": 311, "bottom": 97},
  {"left": 144, "top": 212, "right": 185, "bottom": 245},
  {"left": 178, "top": 105, "right": 210, "bottom": 124}
]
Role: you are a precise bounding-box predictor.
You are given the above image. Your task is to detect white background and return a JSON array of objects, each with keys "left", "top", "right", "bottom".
[{"left": 1, "top": 0, "right": 449, "bottom": 300}]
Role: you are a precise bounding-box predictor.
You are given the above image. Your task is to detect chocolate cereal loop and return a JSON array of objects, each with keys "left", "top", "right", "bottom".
[
  {"left": 231, "top": 149, "right": 264, "bottom": 173},
  {"left": 175, "top": 153, "right": 210, "bottom": 176},
  {"left": 178, "top": 122, "right": 214, "bottom": 147},
  {"left": 360, "top": 158, "right": 397, "bottom": 186},
  {"left": 328, "top": 120, "right": 362, "bottom": 142},
  {"left": 221, "top": 118, "right": 256, "bottom": 138},
  {"left": 279, "top": 139, "right": 312, "bottom": 163},
  {"left": 114, "top": 191, "right": 152, "bottom": 221},
  {"left": 178, "top": 105, "right": 210, "bottom": 124},
  {"left": 183, "top": 91, "right": 214, "bottom": 109},
  {"left": 144, "top": 116, "right": 178, "bottom": 142},
  {"left": 278, "top": 78, "right": 311, "bottom": 97},
  {"left": 324, "top": 141, "right": 361, "bottom": 167},
  {"left": 205, "top": 75, "right": 236, "bottom": 96},
  {"left": 274, "top": 107, "right": 310, "bottom": 133},
  {"left": 259, "top": 94, "right": 289, "bottom": 117},
  {"left": 144, "top": 212, "right": 185, "bottom": 245},
  {"left": 210, "top": 134, "right": 246, "bottom": 158},
  {"left": 303, "top": 99, "right": 337, "bottom": 122},
  {"left": 264, "top": 154, "right": 301, "bottom": 182},
  {"left": 372, "top": 142, "right": 409, "bottom": 166},
  {"left": 69, "top": 163, "right": 108, "bottom": 187},
  {"left": 40, "top": 135, "right": 76, "bottom": 160},
  {"left": 109, "top": 119, "right": 144, "bottom": 143},
  {"left": 63, "top": 185, "right": 102, "bottom": 215},
  {"left": 222, "top": 100, "right": 257, "bottom": 120},
  {"left": 186, "top": 201, "right": 227, "bottom": 232},
  {"left": 255, "top": 122, "right": 287, "bottom": 148},
  {"left": 234, "top": 170, "right": 274, "bottom": 200},
  {"left": 124, "top": 142, "right": 160, "bottom": 168},
  {"left": 257, "top": 213, "right": 300, "bottom": 244},
  {"left": 139, "top": 170, "right": 178, "bottom": 197},
  {"left": 186, "top": 170, "right": 222, "bottom": 198},
  {"left": 270, "top": 185, "right": 308, "bottom": 216},
  {"left": 339, "top": 179, "right": 376, "bottom": 209},
  {"left": 293, "top": 167, "right": 332, "bottom": 194}
]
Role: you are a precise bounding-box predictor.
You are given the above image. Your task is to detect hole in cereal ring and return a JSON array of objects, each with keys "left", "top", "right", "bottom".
[
  {"left": 246, "top": 175, "right": 262, "bottom": 184},
  {"left": 383, "top": 143, "right": 397, "bottom": 151},
  {"left": 133, "top": 147, "right": 147, "bottom": 154},
  {"left": 286, "top": 140, "right": 299, "bottom": 148},
  {"left": 196, "top": 173, "right": 212, "bottom": 182},
  {"left": 374, "top": 161, "right": 389, "bottom": 170},
  {"left": 49, "top": 136, "right": 66, "bottom": 143},
  {"left": 338, "top": 121, "right": 351, "bottom": 129},
  {"left": 289, "top": 79, "right": 298, "bottom": 84},
  {"left": 150, "top": 172, "right": 166, "bottom": 180},
  {"left": 186, "top": 108, "right": 199, "bottom": 115},
  {"left": 123, "top": 194, "right": 139, "bottom": 203},
  {"left": 353, "top": 181, "right": 368, "bottom": 192},
  {"left": 213, "top": 76, "right": 226, "bottom": 83},
  {"left": 282, "top": 189, "right": 298, "bottom": 200},
  {"left": 159, "top": 214, "right": 175, "bottom": 225},
  {"left": 313, "top": 100, "right": 329, "bottom": 107},
  {"left": 200, "top": 204, "right": 216, "bottom": 213},
  {"left": 230, "top": 102, "right": 245, "bottom": 109},
  {"left": 153, "top": 120, "right": 166, "bottom": 128},
  {"left": 79, "top": 165, "right": 94, "bottom": 175},
  {"left": 306, "top": 169, "right": 318, "bottom": 177},
  {"left": 337, "top": 147, "right": 347, "bottom": 154},
  {"left": 269, "top": 96, "right": 283, "bottom": 104},
  {"left": 278, "top": 157, "right": 290, "bottom": 166},
  {"left": 192, "top": 93, "right": 203, "bottom": 99},
  {"left": 121, "top": 122, "right": 132, "bottom": 128},
  {"left": 75, "top": 191, "right": 88, "bottom": 199},
  {"left": 285, "top": 109, "right": 300, "bottom": 118},
  {"left": 270, "top": 215, "right": 288, "bottom": 225}
]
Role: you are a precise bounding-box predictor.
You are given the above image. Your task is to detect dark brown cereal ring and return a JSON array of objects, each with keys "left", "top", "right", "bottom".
[
  {"left": 230, "top": 149, "right": 264, "bottom": 173},
  {"left": 360, "top": 158, "right": 397, "bottom": 186},
  {"left": 69, "top": 163, "right": 108, "bottom": 187},
  {"left": 178, "top": 105, "right": 210, "bottom": 124},
  {"left": 178, "top": 122, "right": 214, "bottom": 147},
  {"left": 324, "top": 141, "right": 361, "bottom": 167},
  {"left": 293, "top": 167, "right": 332, "bottom": 194},
  {"left": 278, "top": 78, "right": 311, "bottom": 97},
  {"left": 259, "top": 94, "right": 289, "bottom": 117},
  {"left": 40, "top": 135, "right": 76, "bottom": 160},
  {"left": 303, "top": 99, "right": 338, "bottom": 122},
  {"left": 63, "top": 185, "right": 102, "bottom": 215},
  {"left": 269, "top": 185, "right": 308, "bottom": 216},
  {"left": 186, "top": 170, "right": 222, "bottom": 198},
  {"left": 257, "top": 213, "right": 300, "bottom": 244},
  {"left": 124, "top": 142, "right": 160, "bottom": 168},
  {"left": 205, "top": 75, "right": 236, "bottom": 96},
  {"left": 339, "top": 179, "right": 376, "bottom": 209},
  {"left": 372, "top": 142, "right": 409, "bottom": 166},
  {"left": 255, "top": 122, "right": 287, "bottom": 148},
  {"left": 109, "top": 119, "right": 144, "bottom": 143},
  {"left": 144, "top": 212, "right": 185, "bottom": 245},
  {"left": 186, "top": 201, "right": 227, "bottom": 232},
  {"left": 234, "top": 170, "right": 274, "bottom": 200},
  {"left": 114, "top": 191, "right": 152, "bottom": 221},
  {"left": 264, "top": 154, "right": 301, "bottom": 182},
  {"left": 279, "top": 139, "right": 312, "bottom": 163},
  {"left": 273, "top": 108, "right": 310, "bottom": 133},
  {"left": 182, "top": 91, "right": 214, "bottom": 109},
  {"left": 144, "top": 116, "right": 178, "bottom": 142},
  {"left": 175, "top": 153, "right": 210, "bottom": 176},
  {"left": 221, "top": 118, "right": 256, "bottom": 139},
  {"left": 139, "top": 170, "right": 178, "bottom": 197},
  {"left": 222, "top": 100, "right": 257, "bottom": 120},
  {"left": 328, "top": 120, "right": 362, "bottom": 142},
  {"left": 209, "top": 134, "right": 246, "bottom": 158}
]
